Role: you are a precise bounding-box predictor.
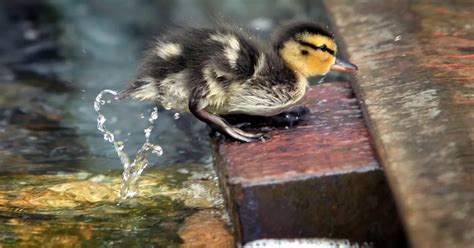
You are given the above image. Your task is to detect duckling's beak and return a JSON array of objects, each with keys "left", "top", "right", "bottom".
[{"left": 331, "top": 57, "right": 358, "bottom": 72}]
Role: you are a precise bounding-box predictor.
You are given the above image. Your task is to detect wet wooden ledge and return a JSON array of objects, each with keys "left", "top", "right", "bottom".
[
  {"left": 212, "top": 82, "right": 406, "bottom": 246},
  {"left": 326, "top": 1, "right": 474, "bottom": 247}
]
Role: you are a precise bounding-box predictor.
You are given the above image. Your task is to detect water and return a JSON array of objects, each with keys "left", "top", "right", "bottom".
[
  {"left": 94, "top": 90, "right": 164, "bottom": 199},
  {"left": 173, "top": 113, "right": 180, "bottom": 120},
  {"left": 0, "top": 164, "right": 225, "bottom": 247}
]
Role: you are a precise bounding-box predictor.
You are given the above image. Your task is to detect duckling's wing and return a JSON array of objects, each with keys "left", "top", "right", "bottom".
[{"left": 207, "top": 31, "right": 265, "bottom": 82}]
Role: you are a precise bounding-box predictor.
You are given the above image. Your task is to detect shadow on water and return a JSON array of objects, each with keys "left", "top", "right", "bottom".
[{"left": 0, "top": 0, "right": 331, "bottom": 246}]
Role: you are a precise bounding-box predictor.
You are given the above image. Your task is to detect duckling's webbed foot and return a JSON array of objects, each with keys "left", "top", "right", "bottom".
[
  {"left": 189, "top": 91, "right": 264, "bottom": 143},
  {"left": 224, "top": 105, "right": 310, "bottom": 128},
  {"left": 193, "top": 109, "right": 264, "bottom": 142}
]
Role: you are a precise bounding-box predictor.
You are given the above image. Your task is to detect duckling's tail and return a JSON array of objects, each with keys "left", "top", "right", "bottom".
[
  {"left": 118, "top": 79, "right": 155, "bottom": 101},
  {"left": 117, "top": 88, "right": 132, "bottom": 100}
]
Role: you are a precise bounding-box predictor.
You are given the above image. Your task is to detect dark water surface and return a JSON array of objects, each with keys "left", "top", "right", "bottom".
[{"left": 0, "top": 0, "right": 329, "bottom": 246}]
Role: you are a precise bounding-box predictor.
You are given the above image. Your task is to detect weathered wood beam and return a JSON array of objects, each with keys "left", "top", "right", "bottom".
[
  {"left": 212, "top": 82, "right": 406, "bottom": 246},
  {"left": 326, "top": 1, "right": 474, "bottom": 247}
]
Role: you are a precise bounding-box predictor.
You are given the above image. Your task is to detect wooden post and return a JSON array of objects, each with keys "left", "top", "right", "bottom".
[{"left": 212, "top": 82, "right": 406, "bottom": 247}]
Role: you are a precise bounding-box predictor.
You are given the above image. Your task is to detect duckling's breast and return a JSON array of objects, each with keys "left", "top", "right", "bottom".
[{"left": 223, "top": 75, "right": 308, "bottom": 116}]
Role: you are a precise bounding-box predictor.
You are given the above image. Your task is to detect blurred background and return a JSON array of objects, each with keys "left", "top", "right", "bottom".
[
  {"left": 0, "top": 0, "right": 331, "bottom": 246},
  {"left": 0, "top": 0, "right": 330, "bottom": 174}
]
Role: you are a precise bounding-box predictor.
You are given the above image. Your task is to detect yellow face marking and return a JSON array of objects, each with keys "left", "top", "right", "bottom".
[
  {"left": 304, "top": 52, "right": 336, "bottom": 76},
  {"left": 280, "top": 33, "right": 338, "bottom": 77}
]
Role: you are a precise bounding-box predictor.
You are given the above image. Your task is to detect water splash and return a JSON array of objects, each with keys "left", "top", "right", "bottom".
[{"left": 94, "top": 90, "right": 163, "bottom": 200}]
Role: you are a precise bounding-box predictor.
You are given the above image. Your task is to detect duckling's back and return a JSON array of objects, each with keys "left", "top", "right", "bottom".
[{"left": 123, "top": 25, "right": 298, "bottom": 114}]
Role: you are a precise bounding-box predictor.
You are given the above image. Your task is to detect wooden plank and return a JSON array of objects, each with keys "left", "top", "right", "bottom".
[
  {"left": 212, "top": 82, "right": 406, "bottom": 246},
  {"left": 325, "top": 1, "right": 474, "bottom": 247}
]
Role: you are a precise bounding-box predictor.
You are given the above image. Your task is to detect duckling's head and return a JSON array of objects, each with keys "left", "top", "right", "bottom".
[{"left": 273, "top": 21, "right": 357, "bottom": 77}]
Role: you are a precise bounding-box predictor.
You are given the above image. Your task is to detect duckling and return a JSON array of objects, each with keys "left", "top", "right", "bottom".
[{"left": 120, "top": 21, "right": 357, "bottom": 142}]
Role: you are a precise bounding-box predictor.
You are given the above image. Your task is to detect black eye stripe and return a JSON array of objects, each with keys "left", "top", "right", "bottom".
[{"left": 297, "top": 40, "right": 335, "bottom": 56}]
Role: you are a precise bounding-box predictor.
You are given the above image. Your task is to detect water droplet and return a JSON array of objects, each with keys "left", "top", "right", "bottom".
[
  {"left": 94, "top": 102, "right": 100, "bottom": 112},
  {"left": 117, "top": 141, "right": 125, "bottom": 151},
  {"left": 103, "top": 132, "right": 114, "bottom": 142},
  {"left": 144, "top": 127, "right": 153, "bottom": 140},
  {"left": 151, "top": 145, "right": 163, "bottom": 156},
  {"left": 173, "top": 113, "right": 180, "bottom": 120},
  {"left": 149, "top": 107, "right": 158, "bottom": 123},
  {"left": 394, "top": 35, "right": 402, "bottom": 41},
  {"left": 97, "top": 115, "right": 106, "bottom": 126}
]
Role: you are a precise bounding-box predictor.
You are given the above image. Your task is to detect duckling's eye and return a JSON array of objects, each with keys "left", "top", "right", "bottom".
[
  {"left": 297, "top": 40, "right": 335, "bottom": 56},
  {"left": 301, "top": 50, "right": 309, "bottom": 56}
]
